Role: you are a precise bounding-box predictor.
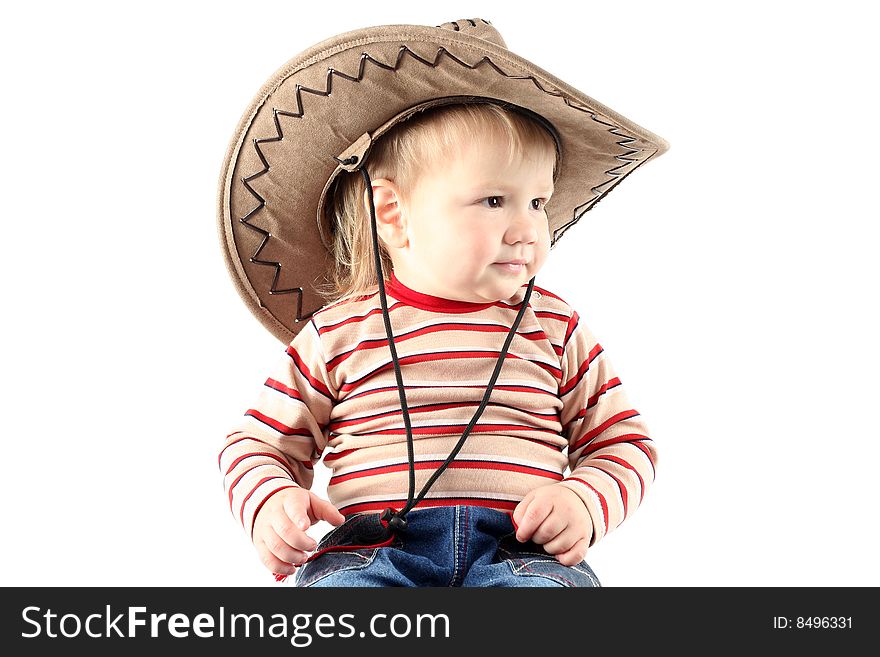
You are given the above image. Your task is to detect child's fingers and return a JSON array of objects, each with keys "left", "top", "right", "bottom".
[
  {"left": 311, "top": 494, "right": 346, "bottom": 526},
  {"left": 511, "top": 490, "right": 535, "bottom": 532},
  {"left": 552, "top": 537, "right": 590, "bottom": 567},
  {"left": 263, "top": 526, "right": 311, "bottom": 565},
  {"left": 540, "top": 524, "right": 580, "bottom": 555},
  {"left": 271, "top": 512, "right": 318, "bottom": 552},
  {"left": 255, "top": 535, "right": 300, "bottom": 576},
  {"left": 281, "top": 488, "right": 314, "bottom": 531},
  {"left": 513, "top": 494, "right": 552, "bottom": 542},
  {"left": 527, "top": 513, "right": 566, "bottom": 546}
]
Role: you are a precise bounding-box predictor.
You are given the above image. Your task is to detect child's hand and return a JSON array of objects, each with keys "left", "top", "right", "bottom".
[
  {"left": 512, "top": 483, "right": 593, "bottom": 567},
  {"left": 252, "top": 487, "right": 346, "bottom": 577}
]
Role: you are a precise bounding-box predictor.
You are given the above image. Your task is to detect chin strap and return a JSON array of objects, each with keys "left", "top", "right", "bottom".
[{"left": 274, "top": 155, "right": 534, "bottom": 582}]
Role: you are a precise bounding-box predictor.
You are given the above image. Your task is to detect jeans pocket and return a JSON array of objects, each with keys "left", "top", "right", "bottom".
[
  {"left": 293, "top": 513, "right": 404, "bottom": 587},
  {"left": 294, "top": 546, "right": 380, "bottom": 587},
  {"left": 495, "top": 531, "right": 601, "bottom": 588}
]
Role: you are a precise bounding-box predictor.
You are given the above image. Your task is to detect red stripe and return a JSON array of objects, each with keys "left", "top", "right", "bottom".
[
  {"left": 586, "top": 377, "right": 621, "bottom": 408},
  {"left": 631, "top": 440, "right": 657, "bottom": 476},
  {"left": 331, "top": 400, "right": 558, "bottom": 430},
  {"left": 570, "top": 410, "right": 641, "bottom": 451},
  {"left": 534, "top": 308, "right": 570, "bottom": 324},
  {"left": 220, "top": 436, "right": 315, "bottom": 474},
  {"left": 355, "top": 423, "right": 559, "bottom": 438},
  {"left": 301, "top": 534, "right": 397, "bottom": 566},
  {"left": 563, "top": 310, "right": 579, "bottom": 348},
  {"left": 247, "top": 484, "right": 297, "bottom": 538},
  {"left": 329, "top": 460, "right": 563, "bottom": 485},
  {"left": 579, "top": 433, "right": 650, "bottom": 458},
  {"left": 324, "top": 433, "right": 563, "bottom": 464},
  {"left": 562, "top": 377, "right": 622, "bottom": 427},
  {"left": 219, "top": 434, "right": 283, "bottom": 467},
  {"left": 227, "top": 462, "right": 292, "bottom": 510},
  {"left": 240, "top": 478, "right": 295, "bottom": 528},
  {"left": 340, "top": 351, "right": 561, "bottom": 394},
  {"left": 336, "top": 322, "right": 552, "bottom": 369},
  {"left": 519, "top": 435, "right": 567, "bottom": 452},
  {"left": 265, "top": 377, "right": 303, "bottom": 400},
  {"left": 218, "top": 435, "right": 248, "bottom": 467},
  {"left": 245, "top": 409, "right": 313, "bottom": 437},
  {"left": 285, "top": 345, "right": 333, "bottom": 398},
  {"left": 226, "top": 460, "right": 308, "bottom": 511},
  {"left": 225, "top": 451, "right": 292, "bottom": 476},
  {"left": 559, "top": 343, "right": 603, "bottom": 396},
  {"left": 330, "top": 401, "right": 486, "bottom": 430},
  {"left": 341, "top": 383, "right": 555, "bottom": 406},
  {"left": 592, "top": 466, "right": 628, "bottom": 516},
  {"left": 596, "top": 454, "right": 645, "bottom": 504},
  {"left": 322, "top": 447, "right": 356, "bottom": 464},
  {"left": 566, "top": 477, "right": 608, "bottom": 532},
  {"left": 319, "top": 301, "right": 402, "bottom": 338},
  {"left": 338, "top": 498, "right": 519, "bottom": 516}
]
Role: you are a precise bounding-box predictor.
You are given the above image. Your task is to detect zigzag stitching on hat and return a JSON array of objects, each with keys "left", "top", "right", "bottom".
[
  {"left": 558, "top": 117, "right": 647, "bottom": 244},
  {"left": 438, "top": 18, "right": 496, "bottom": 31},
  {"left": 238, "top": 168, "right": 308, "bottom": 323},
  {"left": 237, "top": 45, "right": 648, "bottom": 323}
]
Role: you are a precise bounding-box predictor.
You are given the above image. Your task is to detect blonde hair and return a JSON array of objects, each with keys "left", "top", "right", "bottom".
[{"left": 316, "top": 102, "right": 559, "bottom": 305}]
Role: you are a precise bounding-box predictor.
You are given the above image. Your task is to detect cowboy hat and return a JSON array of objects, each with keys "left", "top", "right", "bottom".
[{"left": 217, "top": 17, "right": 669, "bottom": 344}]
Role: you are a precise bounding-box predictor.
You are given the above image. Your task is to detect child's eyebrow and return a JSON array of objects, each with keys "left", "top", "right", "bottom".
[{"left": 469, "top": 184, "right": 554, "bottom": 196}]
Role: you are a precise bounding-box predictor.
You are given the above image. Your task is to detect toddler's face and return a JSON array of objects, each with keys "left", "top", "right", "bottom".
[{"left": 396, "top": 137, "right": 554, "bottom": 303}]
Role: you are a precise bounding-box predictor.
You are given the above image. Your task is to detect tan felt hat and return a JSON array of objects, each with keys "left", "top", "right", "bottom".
[{"left": 217, "top": 17, "right": 670, "bottom": 344}]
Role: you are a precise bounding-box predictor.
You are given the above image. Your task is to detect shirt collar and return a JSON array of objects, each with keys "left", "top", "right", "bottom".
[{"left": 384, "top": 271, "right": 497, "bottom": 313}]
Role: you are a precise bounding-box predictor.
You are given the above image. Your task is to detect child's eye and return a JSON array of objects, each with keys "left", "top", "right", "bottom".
[{"left": 479, "top": 197, "right": 547, "bottom": 210}]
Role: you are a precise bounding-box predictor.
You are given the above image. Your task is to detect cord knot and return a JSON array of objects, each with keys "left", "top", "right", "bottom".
[{"left": 380, "top": 508, "right": 408, "bottom": 532}]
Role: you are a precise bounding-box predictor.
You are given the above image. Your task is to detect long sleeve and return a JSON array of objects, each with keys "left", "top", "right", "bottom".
[
  {"left": 218, "top": 319, "right": 336, "bottom": 539},
  {"left": 557, "top": 310, "right": 658, "bottom": 546}
]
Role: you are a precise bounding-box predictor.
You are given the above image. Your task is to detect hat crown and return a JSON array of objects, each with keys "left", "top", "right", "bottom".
[{"left": 437, "top": 18, "right": 507, "bottom": 49}]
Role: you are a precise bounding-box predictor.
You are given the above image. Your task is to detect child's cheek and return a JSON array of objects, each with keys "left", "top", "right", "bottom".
[{"left": 459, "top": 233, "right": 489, "bottom": 262}]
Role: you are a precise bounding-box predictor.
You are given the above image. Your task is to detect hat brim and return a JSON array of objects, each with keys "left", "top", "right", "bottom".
[{"left": 218, "top": 21, "right": 669, "bottom": 344}]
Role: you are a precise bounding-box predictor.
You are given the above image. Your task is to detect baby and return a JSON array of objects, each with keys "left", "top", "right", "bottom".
[{"left": 219, "top": 102, "right": 657, "bottom": 587}]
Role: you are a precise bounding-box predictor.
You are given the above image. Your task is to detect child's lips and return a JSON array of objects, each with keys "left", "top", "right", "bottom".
[{"left": 494, "top": 261, "right": 526, "bottom": 273}]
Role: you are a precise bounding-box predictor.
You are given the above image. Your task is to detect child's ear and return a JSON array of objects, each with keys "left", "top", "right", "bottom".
[{"left": 366, "top": 179, "right": 408, "bottom": 248}]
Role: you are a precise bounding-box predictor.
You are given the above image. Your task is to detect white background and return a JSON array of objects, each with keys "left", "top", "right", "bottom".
[{"left": 2, "top": 0, "right": 877, "bottom": 587}]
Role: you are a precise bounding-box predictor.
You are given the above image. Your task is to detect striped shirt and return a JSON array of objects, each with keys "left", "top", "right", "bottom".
[{"left": 219, "top": 271, "right": 657, "bottom": 546}]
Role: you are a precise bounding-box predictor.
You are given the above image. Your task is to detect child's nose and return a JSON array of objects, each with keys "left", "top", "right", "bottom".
[{"left": 504, "top": 212, "right": 539, "bottom": 244}]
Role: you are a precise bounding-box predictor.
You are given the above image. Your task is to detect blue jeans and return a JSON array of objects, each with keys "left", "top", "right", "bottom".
[{"left": 293, "top": 505, "right": 600, "bottom": 587}]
